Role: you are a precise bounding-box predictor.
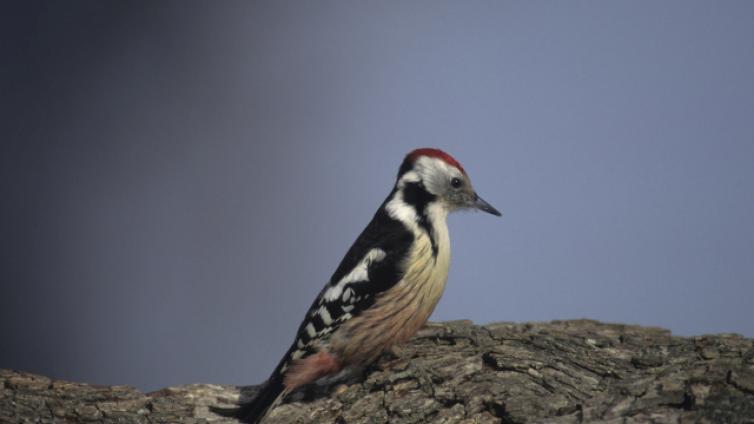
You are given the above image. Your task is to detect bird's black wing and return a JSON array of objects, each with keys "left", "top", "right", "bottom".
[
  {"left": 292, "top": 204, "right": 414, "bottom": 354},
  {"left": 212, "top": 202, "right": 413, "bottom": 424}
]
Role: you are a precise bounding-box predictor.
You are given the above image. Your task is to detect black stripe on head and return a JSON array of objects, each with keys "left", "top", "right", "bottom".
[{"left": 401, "top": 182, "right": 438, "bottom": 256}]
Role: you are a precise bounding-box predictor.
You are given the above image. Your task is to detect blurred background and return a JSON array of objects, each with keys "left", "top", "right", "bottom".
[{"left": 2, "top": 1, "right": 753, "bottom": 392}]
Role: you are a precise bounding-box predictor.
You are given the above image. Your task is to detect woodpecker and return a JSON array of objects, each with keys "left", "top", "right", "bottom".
[{"left": 211, "top": 148, "right": 501, "bottom": 423}]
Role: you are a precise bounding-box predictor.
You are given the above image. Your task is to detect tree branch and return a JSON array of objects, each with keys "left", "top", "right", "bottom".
[{"left": 3, "top": 320, "right": 754, "bottom": 423}]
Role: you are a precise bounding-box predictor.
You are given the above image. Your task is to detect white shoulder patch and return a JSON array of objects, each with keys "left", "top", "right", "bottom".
[
  {"left": 322, "top": 248, "right": 386, "bottom": 302},
  {"left": 305, "top": 322, "right": 317, "bottom": 337},
  {"left": 385, "top": 191, "right": 419, "bottom": 230}
]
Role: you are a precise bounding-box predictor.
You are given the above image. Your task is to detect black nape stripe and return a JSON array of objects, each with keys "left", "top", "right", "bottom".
[
  {"left": 397, "top": 156, "right": 414, "bottom": 179},
  {"left": 401, "top": 182, "right": 439, "bottom": 256}
]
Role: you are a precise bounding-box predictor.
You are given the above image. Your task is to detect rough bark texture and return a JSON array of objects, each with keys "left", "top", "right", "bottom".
[{"left": 3, "top": 320, "right": 754, "bottom": 423}]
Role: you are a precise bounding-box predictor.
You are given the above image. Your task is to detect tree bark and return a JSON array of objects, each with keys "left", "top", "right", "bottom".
[{"left": 3, "top": 320, "right": 754, "bottom": 423}]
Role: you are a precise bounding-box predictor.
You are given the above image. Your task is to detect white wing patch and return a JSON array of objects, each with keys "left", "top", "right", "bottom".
[
  {"left": 305, "top": 322, "right": 317, "bottom": 338},
  {"left": 317, "top": 305, "right": 333, "bottom": 325},
  {"left": 291, "top": 248, "right": 387, "bottom": 360},
  {"left": 322, "top": 248, "right": 386, "bottom": 302},
  {"left": 342, "top": 287, "right": 353, "bottom": 302}
]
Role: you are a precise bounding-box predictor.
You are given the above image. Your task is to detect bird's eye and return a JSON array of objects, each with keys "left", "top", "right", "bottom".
[{"left": 450, "top": 177, "right": 462, "bottom": 189}]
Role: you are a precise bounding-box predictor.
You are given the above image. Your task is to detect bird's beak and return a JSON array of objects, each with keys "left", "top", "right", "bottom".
[{"left": 473, "top": 193, "right": 502, "bottom": 216}]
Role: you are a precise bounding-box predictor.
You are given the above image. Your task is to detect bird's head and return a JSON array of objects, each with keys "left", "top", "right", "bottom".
[{"left": 395, "top": 148, "right": 501, "bottom": 217}]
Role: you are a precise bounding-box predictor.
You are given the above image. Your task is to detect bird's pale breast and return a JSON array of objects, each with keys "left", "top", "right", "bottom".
[{"left": 331, "top": 224, "right": 450, "bottom": 365}]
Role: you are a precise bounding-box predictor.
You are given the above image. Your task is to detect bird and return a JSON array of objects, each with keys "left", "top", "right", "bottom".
[{"left": 210, "top": 148, "right": 501, "bottom": 423}]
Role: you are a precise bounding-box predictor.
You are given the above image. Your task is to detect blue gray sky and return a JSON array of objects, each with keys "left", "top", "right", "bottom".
[{"left": 2, "top": 1, "right": 753, "bottom": 392}]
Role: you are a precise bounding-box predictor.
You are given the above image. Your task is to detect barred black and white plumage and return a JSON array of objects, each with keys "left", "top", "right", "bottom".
[{"left": 211, "top": 148, "right": 500, "bottom": 423}]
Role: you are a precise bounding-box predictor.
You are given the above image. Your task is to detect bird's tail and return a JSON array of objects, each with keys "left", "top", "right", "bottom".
[{"left": 209, "top": 376, "right": 287, "bottom": 424}]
